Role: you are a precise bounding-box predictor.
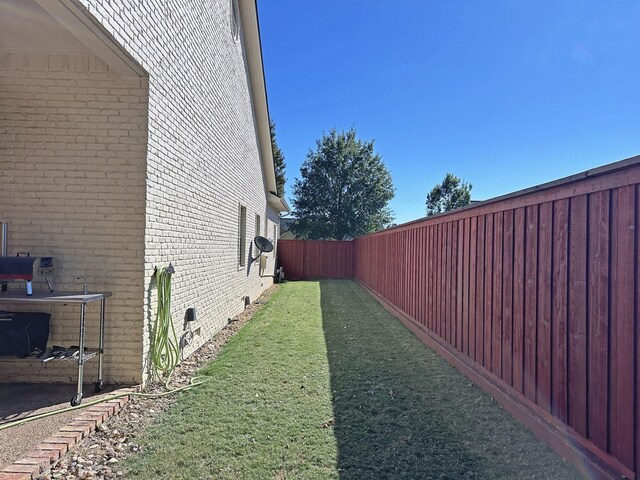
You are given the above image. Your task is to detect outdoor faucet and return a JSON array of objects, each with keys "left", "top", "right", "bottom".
[{"left": 77, "top": 276, "right": 88, "bottom": 294}]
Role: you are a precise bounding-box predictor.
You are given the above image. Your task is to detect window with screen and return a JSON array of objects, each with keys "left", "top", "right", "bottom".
[{"left": 239, "top": 205, "right": 247, "bottom": 266}]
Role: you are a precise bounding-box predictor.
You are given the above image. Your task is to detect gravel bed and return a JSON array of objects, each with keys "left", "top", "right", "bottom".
[{"left": 37, "top": 285, "right": 278, "bottom": 480}]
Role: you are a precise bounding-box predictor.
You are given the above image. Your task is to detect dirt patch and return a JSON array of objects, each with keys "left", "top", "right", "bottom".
[{"left": 36, "top": 284, "right": 278, "bottom": 480}]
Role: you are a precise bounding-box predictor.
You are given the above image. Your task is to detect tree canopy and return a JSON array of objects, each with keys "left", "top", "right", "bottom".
[
  {"left": 425, "top": 173, "right": 472, "bottom": 216},
  {"left": 270, "top": 119, "right": 286, "bottom": 197},
  {"left": 291, "top": 128, "right": 394, "bottom": 240}
]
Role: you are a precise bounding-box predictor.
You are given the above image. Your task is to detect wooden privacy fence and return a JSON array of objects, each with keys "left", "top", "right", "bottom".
[
  {"left": 278, "top": 156, "right": 640, "bottom": 479},
  {"left": 277, "top": 240, "right": 353, "bottom": 280}
]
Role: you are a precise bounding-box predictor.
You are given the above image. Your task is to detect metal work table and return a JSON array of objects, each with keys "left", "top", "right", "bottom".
[{"left": 0, "top": 290, "right": 111, "bottom": 406}]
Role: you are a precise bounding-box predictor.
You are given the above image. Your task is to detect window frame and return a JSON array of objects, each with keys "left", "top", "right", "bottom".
[{"left": 238, "top": 205, "right": 247, "bottom": 267}]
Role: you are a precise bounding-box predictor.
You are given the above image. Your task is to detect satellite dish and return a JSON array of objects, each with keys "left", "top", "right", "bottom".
[
  {"left": 250, "top": 236, "right": 274, "bottom": 266},
  {"left": 254, "top": 236, "right": 274, "bottom": 253}
]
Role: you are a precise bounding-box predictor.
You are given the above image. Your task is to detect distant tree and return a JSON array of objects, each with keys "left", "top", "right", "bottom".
[
  {"left": 291, "top": 128, "right": 395, "bottom": 240},
  {"left": 425, "top": 173, "right": 472, "bottom": 216},
  {"left": 270, "top": 119, "right": 286, "bottom": 197}
]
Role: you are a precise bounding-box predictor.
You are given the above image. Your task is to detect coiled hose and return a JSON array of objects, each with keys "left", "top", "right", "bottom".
[{"left": 150, "top": 265, "right": 180, "bottom": 387}]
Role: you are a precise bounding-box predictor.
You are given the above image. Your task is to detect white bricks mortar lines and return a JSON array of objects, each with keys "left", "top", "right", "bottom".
[{"left": 0, "top": 0, "right": 279, "bottom": 385}]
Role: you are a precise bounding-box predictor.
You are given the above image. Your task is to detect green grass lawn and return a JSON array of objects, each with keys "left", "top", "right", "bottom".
[{"left": 124, "top": 280, "right": 582, "bottom": 479}]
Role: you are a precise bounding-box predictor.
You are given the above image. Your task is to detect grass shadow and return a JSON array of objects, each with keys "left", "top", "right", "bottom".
[{"left": 320, "top": 279, "right": 582, "bottom": 480}]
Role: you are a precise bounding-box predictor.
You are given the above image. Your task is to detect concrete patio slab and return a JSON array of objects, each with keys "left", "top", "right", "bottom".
[{"left": 0, "top": 383, "right": 128, "bottom": 475}]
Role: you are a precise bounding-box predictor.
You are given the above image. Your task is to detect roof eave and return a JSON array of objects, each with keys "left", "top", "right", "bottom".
[
  {"left": 238, "top": 0, "right": 278, "bottom": 197},
  {"left": 268, "top": 192, "right": 290, "bottom": 213}
]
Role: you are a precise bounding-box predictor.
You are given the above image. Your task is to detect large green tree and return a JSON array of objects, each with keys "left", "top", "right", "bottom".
[
  {"left": 291, "top": 128, "right": 394, "bottom": 240},
  {"left": 425, "top": 173, "right": 472, "bottom": 216},
  {"left": 270, "top": 119, "right": 286, "bottom": 197}
]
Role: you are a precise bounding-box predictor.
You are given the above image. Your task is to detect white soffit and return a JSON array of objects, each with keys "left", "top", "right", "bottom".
[
  {"left": 0, "top": 0, "right": 90, "bottom": 54},
  {"left": 0, "top": 0, "right": 145, "bottom": 76}
]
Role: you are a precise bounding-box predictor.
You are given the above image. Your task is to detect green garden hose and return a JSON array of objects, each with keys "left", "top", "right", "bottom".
[{"left": 150, "top": 265, "right": 180, "bottom": 387}]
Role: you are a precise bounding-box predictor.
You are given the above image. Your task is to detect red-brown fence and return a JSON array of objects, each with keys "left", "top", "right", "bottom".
[
  {"left": 278, "top": 240, "right": 353, "bottom": 280},
  {"left": 356, "top": 157, "right": 640, "bottom": 478},
  {"left": 278, "top": 156, "right": 640, "bottom": 479}
]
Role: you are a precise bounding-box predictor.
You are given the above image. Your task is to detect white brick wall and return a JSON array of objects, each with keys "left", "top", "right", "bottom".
[
  {"left": 0, "top": 53, "right": 148, "bottom": 384},
  {"left": 1, "top": 1, "right": 279, "bottom": 385}
]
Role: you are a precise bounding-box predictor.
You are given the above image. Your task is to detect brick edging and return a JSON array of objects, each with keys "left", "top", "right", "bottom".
[{"left": 0, "top": 386, "right": 141, "bottom": 480}]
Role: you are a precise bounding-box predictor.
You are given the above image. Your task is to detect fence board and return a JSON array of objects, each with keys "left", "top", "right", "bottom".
[
  {"left": 437, "top": 224, "right": 443, "bottom": 338},
  {"left": 463, "top": 218, "right": 471, "bottom": 356},
  {"left": 610, "top": 186, "right": 635, "bottom": 467},
  {"left": 513, "top": 207, "right": 526, "bottom": 394},
  {"left": 457, "top": 220, "right": 464, "bottom": 351},
  {"left": 449, "top": 222, "right": 456, "bottom": 343},
  {"left": 476, "top": 215, "right": 486, "bottom": 365},
  {"left": 484, "top": 214, "right": 494, "bottom": 370},
  {"left": 421, "top": 226, "right": 428, "bottom": 327},
  {"left": 568, "top": 195, "right": 588, "bottom": 437},
  {"left": 588, "top": 191, "right": 609, "bottom": 450},
  {"left": 412, "top": 229, "right": 418, "bottom": 320},
  {"left": 469, "top": 217, "right": 478, "bottom": 361},
  {"left": 441, "top": 225, "right": 446, "bottom": 340},
  {"left": 636, "top": 185, "right": 640, "bottom": 477},
  {"left": 552, "top": 199, "right": 569, "bottom": 423},
  {"left": 415, "top": 229, "right": 421, "bottom": 325},
  {"left": 502, "top": 210, "right": 514, "bottom": 386},
  {"left": 537, "top": 202, "right": 552, "bottom": 412},
  {"left": 431, "top": 228, "right": 436, "bottom": 334},
  {"left": 492, "top": 211, "right": 503, "bottom": 377},
  {"left": 524, "top": 205, "right": 538, "bottom": 403}
]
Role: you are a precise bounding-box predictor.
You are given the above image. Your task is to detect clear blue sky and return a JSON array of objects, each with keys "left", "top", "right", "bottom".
[{"left": 257, "top": 1, "right": 640, "bottom": 225}]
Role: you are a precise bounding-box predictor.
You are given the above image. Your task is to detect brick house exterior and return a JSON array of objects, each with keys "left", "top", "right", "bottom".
[{"left": 0, "top": 0, "right": 287, "bottom": 384}]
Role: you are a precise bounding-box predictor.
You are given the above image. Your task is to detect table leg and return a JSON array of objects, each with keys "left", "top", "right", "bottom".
[
  {"left": 96, "top": 298, "right": 105, "bottom": 393},
  {"left": 71, "top": 302, "right": 86, "bottom": 406}
]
